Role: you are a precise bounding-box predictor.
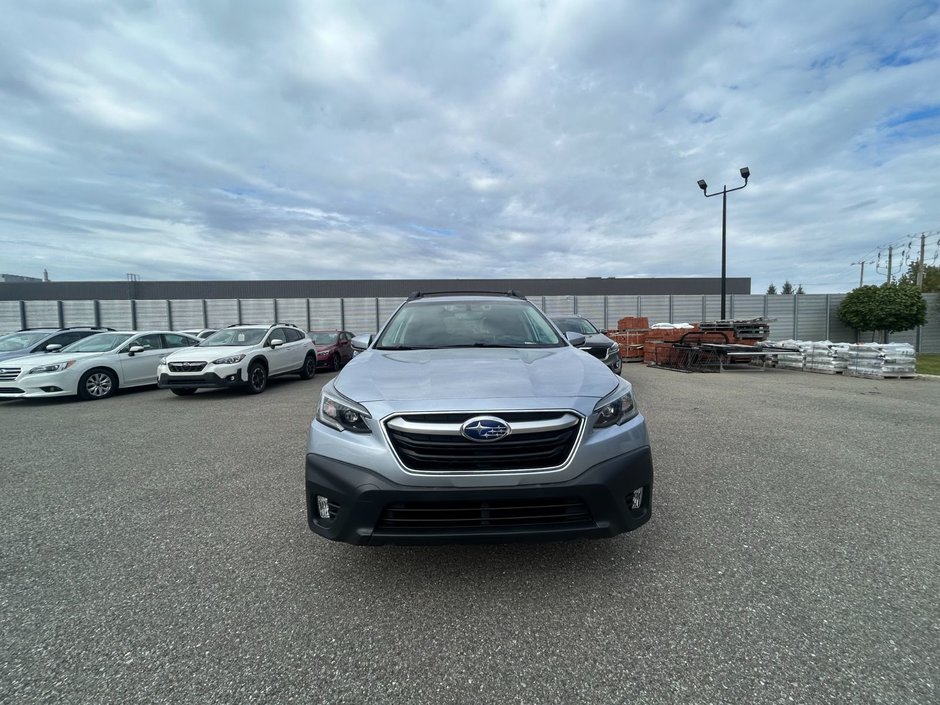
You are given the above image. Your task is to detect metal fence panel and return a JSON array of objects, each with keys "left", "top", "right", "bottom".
[
  {"left": 826, "top": 295, "right": 855, "bottom": 343},
  {"left": 309, "top": 299, "right": 342, "bottom": 330},
  {"left": 672, "top": 295, "right": 704, "bottom": 324},
  {"left": 795, "top": 295, "right": 828, "bottom": 340},
  {"left": 918, "top": 294, "right": 939, "bottom": 351},
  {"left": 240, "top": 298, "right": 275, "bottom": 324},
  {"left": 99, "top": 300, "right": 133, "bottom": 330},
  {"left": 731, "top": 295, "right": 765, "bottom": 321},
  {"left": 205, "top": 300, "right": 239, "bottom": 329},
  {"left": 541, "top": 296, "right": 575, "bottom": 316},
  {"left": 0, "top": 301, "right": 22, "bottom": 332},
  {"left": 276, "top": 299, "right": 308, "bottom": 329},
  {"left": 62, "top": 300, "right": 95, "bottom": 327},
  {"left": 169, "top": 300, "right": 205, "bottom": 329},
  {"left": 606, "top": 296, "right": 639, "bottom": 330},
  {"left": 343, "top": 298, "right": 378, "bottom": 334},
  {"left": 24, "top": 300, "right": 59, "bottom": 328},
  {"left": 575, "top": 296, "right": 604, "bottom": 326},
  {"left": 135, "top": 300, "right": 170, "bottom": 329},
  {"left": 378, "top": 298, "right": 407, "bottom": 330},
  {"left": 703, "top": 295, "right": 729, "bottom": 321},
  {"left": 639, "top": 296, "right": 670, "bottom": 325},
  {"left": 766, "top": 296, "right": 796, "bottom": 340}
]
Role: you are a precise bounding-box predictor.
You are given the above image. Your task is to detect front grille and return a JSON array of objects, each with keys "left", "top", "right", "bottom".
[
  {"left": 384, "top": 411, "right": 582, "bottom": 473},
  {"left": 376, "top": 498, "right": 594, "bottom": 532},
  {"left": 169, "top": 361, "right": 207, "bottom": 372},
  {"left": 0, "top": 367, "right": 21, "bottom": 381},
  {"left": 582, "top": 345, "right": 609, "bottom": 360}
]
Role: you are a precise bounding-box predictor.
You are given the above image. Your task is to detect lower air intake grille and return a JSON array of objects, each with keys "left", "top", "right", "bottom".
[{"left": 376, "top": 498, "right": 593, "bottom": 532}]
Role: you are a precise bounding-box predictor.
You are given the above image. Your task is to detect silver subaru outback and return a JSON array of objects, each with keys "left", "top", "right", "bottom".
[{"left": 305, "top": 291, "right": 653, "bottom": 545}]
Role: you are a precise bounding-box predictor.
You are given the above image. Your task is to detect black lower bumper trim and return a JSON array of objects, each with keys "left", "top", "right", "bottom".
[
  {"left": 157, "top": 370, "right": 245, "bottom": 389},
  {"left": 305, "top": 447, "right": 653, "bottom": 545}
]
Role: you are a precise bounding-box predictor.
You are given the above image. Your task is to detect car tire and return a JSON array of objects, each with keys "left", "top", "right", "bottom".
[
  {"left": 77, "top": 368, "right": 117, "bottom": 401},
  {"left": 246, "top": 361, "right": 268, "bottom": 394},
  {"left": 299, "top": 354, "right": 317, "bottom": 380},
  {"left": 171, "top": 388, "right": 197, "bottom": 396},
  {"left": 332, "top": 352, "right": 342, "bottom": 371}
]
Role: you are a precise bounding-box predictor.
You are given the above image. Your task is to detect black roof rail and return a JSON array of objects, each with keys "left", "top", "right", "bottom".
[{"left": 406, "top": 290, "right": 526, "bottom": 301}]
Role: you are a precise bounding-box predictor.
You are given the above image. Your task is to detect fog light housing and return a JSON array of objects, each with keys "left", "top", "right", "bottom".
[
  {"left": 41, "top": 386, "right": 63, "bottom": 392},
  {"left": 316, "top": 495, "right": 331, "bottom": 519},
  {"left": 630, "top": 487, "right": 644, "bottom": 510}
]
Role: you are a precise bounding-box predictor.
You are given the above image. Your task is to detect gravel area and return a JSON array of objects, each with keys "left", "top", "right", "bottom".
[{"left": 1, "top": 365, "right": 937, "bottom": 704}]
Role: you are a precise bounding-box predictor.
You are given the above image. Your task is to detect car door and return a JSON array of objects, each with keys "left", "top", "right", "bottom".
[
  {"left": 282, "top": 327, "right": 308, "bottom": 370},
  {"left": 338, "top": 332, "right": 354, "bottom": 365},
  {"left": 118, "top": 333, "right": 168, "bottom": 386},
  {"left": 264, "top": 328, "right": 292, "bottom": 375}
]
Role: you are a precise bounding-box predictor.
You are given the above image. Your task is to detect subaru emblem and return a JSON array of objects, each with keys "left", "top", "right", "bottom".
[{"left": 460, "top": 416, "right": 511, "bottom": 442}]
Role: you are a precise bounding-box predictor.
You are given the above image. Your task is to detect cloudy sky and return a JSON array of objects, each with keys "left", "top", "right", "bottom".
[{"left": 1, "top": 0, "right": 939, "bottom": 292}]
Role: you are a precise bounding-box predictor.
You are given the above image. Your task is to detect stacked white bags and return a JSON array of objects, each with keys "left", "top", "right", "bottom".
[{"left": 838, "top": 343, "right": 916, "bottom": 379}]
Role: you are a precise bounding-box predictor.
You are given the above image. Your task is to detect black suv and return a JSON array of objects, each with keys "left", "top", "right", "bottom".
[
  {"left": 0, "top": 327, "right": 112, "bottom": 365},
  {"left": 551, "top": 316, "right": 622, "bottom": 375}
]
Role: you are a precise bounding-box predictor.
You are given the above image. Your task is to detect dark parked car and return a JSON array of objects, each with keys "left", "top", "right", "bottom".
[
  {"left": 308, "top": 330, "right": 355, "bottom": 370},
  {"left": 551, "top": 316, "right": 622, "bottom": 375}
]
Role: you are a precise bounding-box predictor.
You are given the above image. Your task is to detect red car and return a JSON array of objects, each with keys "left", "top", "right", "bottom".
[{"left": 308, "top": 330, "right": 356, "bottom": 370}]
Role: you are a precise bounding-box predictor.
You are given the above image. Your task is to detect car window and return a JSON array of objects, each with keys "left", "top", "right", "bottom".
[
  {"left": 283, "top": 327, "right": 304, "bottom": 342},
  {"left": 45, "top": 331, "right": 86, "bottom": 348},
  {"left": 198, "top": 330, "right": 217, "bottom": 339},
  {"left": 163, "top": 333, "right": 197, "bottom": 348},
  {"left": 0, "top": 331, "right": 50, "bottom": 352},
  {"left": 553, "top": 318, "right": 598, "bottom": 335},
  {"left": 311, "top": 332, "right": 339, "bottom": 345},
  {"left": 200, "top": 328, "right": 267, "bottom": 346},
  {"left": 62, "top": 333, "right": 133, "bottom": 353},
  {"left": 129, "top": 333, "right": 164, "bottom": 351}
]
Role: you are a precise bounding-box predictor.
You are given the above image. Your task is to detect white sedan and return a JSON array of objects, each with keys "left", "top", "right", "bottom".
[{"left": 0, "top": 331, "right": 199, "bottom": 401}]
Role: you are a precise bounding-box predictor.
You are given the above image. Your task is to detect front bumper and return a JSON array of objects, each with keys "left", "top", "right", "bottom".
[
  {"left": 157, "top": 369, "right": 246, "bottom": 389},
  {"left": 305, "top": 447, "right": 653, "bottom": 545}
]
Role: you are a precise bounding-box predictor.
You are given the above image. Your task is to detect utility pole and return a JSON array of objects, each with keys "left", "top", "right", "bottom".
[
  {"left": 851, "top": 261, "right": 865, "bottom": 287},
  {"left": 886, "top": 245, "right": 893, "bottom": 283},
  {"left": 916, "top": 232, "right": 927, "bottom": 289}
]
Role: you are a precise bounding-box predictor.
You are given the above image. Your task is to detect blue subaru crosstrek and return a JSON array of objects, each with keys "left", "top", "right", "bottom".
[{"left": 305, "top": 291, "right": 653, "bottom": 545}]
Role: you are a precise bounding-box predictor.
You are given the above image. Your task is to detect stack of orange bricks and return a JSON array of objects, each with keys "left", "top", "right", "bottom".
[
  {"left": 608, "top": 316, "right": 651, "bottom": 362},
  {"left": 641, "top": 324, "right": 702, "bottom": 364}
]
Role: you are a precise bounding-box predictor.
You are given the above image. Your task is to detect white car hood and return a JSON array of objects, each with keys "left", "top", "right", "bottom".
[
  {"left": 163, "top": 346, "right": 254, "bottom": 363},
  {"left": 0, "top": 351, "right": 104, "bottom": 369}
]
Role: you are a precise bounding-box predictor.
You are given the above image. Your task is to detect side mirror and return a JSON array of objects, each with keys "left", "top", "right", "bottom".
[
  {"left": 45, "top": 343, "right": 62, "bottom": 352},
  {"left": 269, "top": 338, "right": 284, "bottom": 348},
  {"left": 351, "top": 333, "right": 374, "bottom": 352},
  {"left": 128, "top": 345, "right": 144, "bottom": 356},
  {"left": 565, "top": 331, "right": 586, "bottom": 347}
]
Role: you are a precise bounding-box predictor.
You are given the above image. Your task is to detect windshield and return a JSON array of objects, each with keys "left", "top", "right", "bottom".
[
  {"left": 553, "top": 317, "right": 599, "bottom": 335},
  {"left": 61, "top": 333, "right": 133, "bottom": 353},
  {"left": 375, "top": 300, "right": 564, "bottom": 349},
  {"left": 310, "top": 332, "right": 338, "bottom": 345},
  {"left": 0, "top": 331, "right": 50, "bottom": 352},
  {"left": 200, "top": 328, "right": 267, "bottom": 346}
]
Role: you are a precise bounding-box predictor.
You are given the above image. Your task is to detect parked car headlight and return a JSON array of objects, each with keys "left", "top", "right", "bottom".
[
  {"left": 212, "top": 354, "right": 246, "bottom": 365},
  {"left": 159, "top": 357, "right": 168, "bottom": 365},
  {"left": 317, "top": 386, "right": 372, "bottom": 433},
  {"left": 592, "top": 386, "right": 637, "bottom": 428},
  {"left": 28, "top": 360, "right": 75, "bottom": 374},
  {"left": 605, "top": 343, "right": 621, "bottom": 359},
  {"left": 316, "top": 350, "right": 330, "bottom": 358}
]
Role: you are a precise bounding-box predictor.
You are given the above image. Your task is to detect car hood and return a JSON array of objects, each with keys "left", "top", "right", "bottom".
[
  {"left": 314, "top": 344, "right": 336, "bottom": 352},
  {"left": 163, "top": 346, "right": 254, "bottom": 363},
  {"left": 0, "top": 350, "right": 102, "bottom": 368},
  {"left": 580, "top": 333, "right": 617, "bottom": 347},
  {"left": 335, "top": 347, "right": 618, "bottom": 403},
  {"left": 0, "top": 349, "right": 36, "bottom": 364}
]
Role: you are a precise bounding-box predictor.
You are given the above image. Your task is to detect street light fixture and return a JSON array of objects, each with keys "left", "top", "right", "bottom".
[{"left": 697, "top": 167, "right": 751, "bottom": 320}]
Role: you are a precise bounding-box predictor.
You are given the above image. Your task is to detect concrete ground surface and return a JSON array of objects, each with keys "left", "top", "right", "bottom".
[{"left": 1, "top": 364, "right": 937, "bottom": 705}]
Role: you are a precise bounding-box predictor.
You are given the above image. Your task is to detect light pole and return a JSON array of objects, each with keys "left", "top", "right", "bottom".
[{"left": 697, "top": 167, "right": 750, "bottom": 320}]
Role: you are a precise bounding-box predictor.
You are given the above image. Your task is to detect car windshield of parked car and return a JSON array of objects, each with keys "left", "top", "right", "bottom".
[
  {"left": 0, "top": 331, "right": 49, "bottom": 351},
  {"left": 375, "top": 300, "right": 564, "bottom": 349},
  {"left": 61, "top": 333, "right": 133, "bottom": 353},
  {"left": 200, "top": 328, "right": 267, "bottom": 346},
  {"left": 310, "top": 332, "right": 338, "bottom": 345},
  {"left": 553, "top": 317, "right": 599, "bottom": 335}
]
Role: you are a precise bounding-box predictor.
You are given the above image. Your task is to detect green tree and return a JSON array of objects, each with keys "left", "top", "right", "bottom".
[
  {"left": 837, "top": 282, "right": 927, "bottom": 342},
  {"left": 766, "top": 283, "right": 777, "bottom": 295},
  {"left": 796, "top": 283, "right": 805, "bottom": 294},
  {"left": 781, "top": 280, "right": 794, "bottom": 294},
  {"left": 897, "top": 262, "right": 940, "bottom": 292}
]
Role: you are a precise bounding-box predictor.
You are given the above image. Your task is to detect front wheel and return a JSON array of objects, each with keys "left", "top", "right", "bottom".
[
  {"left": 299, "top": 354, "right": 317, "bottom": 380},
  {"left": 77, "top": 369, "right": 117, "bottom": 401},
  {"left": 171, "top": 388, "right": 197, "bottom": 396},
  {"left": 246, "top": 362, "right": 268, "bottom": 394},
  {"left": 332, "top": 352, "right": 342, "bottom": 371}
]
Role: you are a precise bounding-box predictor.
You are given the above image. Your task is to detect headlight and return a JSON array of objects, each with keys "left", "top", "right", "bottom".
[
  {"left": 28, "top": 360, "right": 75, "bottom": 374},
  {"left": 212, "top": 354, "right": 246, "bottom": 365},
  {"left": 316, "top": 387, "right": 372, "bottom": 433},
  {"left": 316, "top": 350, "right": 330, "bottom": 358},
  {"left": 159, "top": 357, "right": 168, "bottom": 365},
  {"left": 605, "top": 343, "right": 621, "bottom": 359},
  {"left": 593, "top": 385, "right": 638, "bottom": 428}
]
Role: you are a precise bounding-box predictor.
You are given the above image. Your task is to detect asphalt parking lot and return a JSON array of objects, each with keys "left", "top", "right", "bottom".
[{"left": 1, "top": 365, "right": 937, "bottom": 705}]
